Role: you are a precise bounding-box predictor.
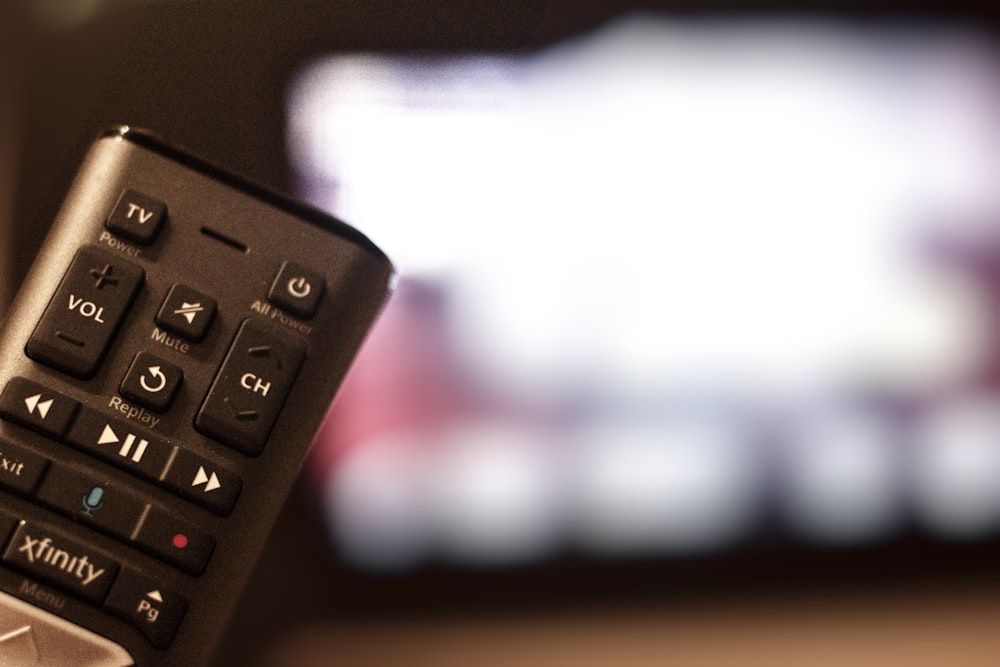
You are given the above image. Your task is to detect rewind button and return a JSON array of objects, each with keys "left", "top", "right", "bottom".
[{"left": 0, "top": 378, "right": 79, "bottom": 439}]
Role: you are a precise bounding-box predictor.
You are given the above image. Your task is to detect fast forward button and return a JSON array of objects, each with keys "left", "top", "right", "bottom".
[
  {"left": 192, "top": 466, "right": 222, "bottom": 493},
  {"left": 161, "top": 449, "right": 242, "bottom": 516}
]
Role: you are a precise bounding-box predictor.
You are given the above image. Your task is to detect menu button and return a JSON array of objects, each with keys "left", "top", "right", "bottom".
[{"left": 2, "top": 522, "right": 120, "bottom": 604}]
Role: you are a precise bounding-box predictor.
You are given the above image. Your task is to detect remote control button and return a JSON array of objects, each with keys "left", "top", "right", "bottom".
[
  {"left": 119, "top": 352, "right": 183, "bottom": 413},
  {"left": 0, "top": 514, "right": 16, "bottom": 548},
  {"left": 132, "top": 508, "right": 214, "bottom": 575},
  {"left": 195, "top": 319, "right": 306, "bottom": 455},
  {"left": 160, "top": 448, "right": 242, "bottom": 516},
  {"left": 268, "top": 261, "right": 325, "bottom": 318},
  {"left": 0, "top": 590, "right": 135, "bottom": 666},
  {"left": 0, "top": 440, "right": 49, "bottom": 497},
  {"left": 106, "top": 189, "right": 167, "bottom": 245},
  {"left": 0, "top": 378, "right": 80, "bottom": 440},
  {"left": 25, "top": 246, "right": 145, "bottom": 379},
  {"left": 66, "top": 408, "right": 175, "bottom": 482},
  {"left": 35, "top": 465, "right": 149, "bottom": 543},
  {"left": 2, "top": 522, "right": 120, "bottom": 604},
  {"left": 104, "top": 567, "right": 187, "bottom": 648},
  {"left": 156, "top": 284, "right": 217, "bottom": 342}
]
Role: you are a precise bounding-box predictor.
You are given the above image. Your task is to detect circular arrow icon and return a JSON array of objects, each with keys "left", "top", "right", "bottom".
[{"left": 140, "top": 366, "right": 167, "bottom": 393}]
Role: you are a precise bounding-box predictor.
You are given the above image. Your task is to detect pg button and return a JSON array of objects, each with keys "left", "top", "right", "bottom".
[
  {"left": 268, "top": 261, "right": 324, "bottom": 318},
  {"left": 195, "top": 319, "right": 305, "bottom": 455},
  {"left": 105, "top": 568, "right": 188, "bottom": 648}
]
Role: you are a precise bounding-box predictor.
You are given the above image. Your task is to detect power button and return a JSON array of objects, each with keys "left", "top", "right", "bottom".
[{"left": 267, "top": 261, "right": 325, "bottom": 318}]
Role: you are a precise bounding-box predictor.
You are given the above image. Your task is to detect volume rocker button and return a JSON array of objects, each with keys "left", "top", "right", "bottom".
[{"left": 25, "top": 246, "right": 144, "bottom": 380}]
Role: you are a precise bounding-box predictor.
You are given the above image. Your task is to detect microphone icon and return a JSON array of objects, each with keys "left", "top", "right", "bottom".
[{"left": 82, "top": 486, "right": 105, "bottom": 517}]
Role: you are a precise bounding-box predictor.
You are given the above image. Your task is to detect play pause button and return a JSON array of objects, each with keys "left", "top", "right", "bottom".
[{"left": 66, "top": 407, "right": 175, "bottom": 481}]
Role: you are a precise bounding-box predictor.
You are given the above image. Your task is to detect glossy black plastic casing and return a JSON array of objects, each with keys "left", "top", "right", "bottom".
[{"left": 0, "top": 127, "right": 393, "bottom": 665}]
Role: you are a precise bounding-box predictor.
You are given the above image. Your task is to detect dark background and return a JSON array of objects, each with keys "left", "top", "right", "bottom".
[{"left": 6, "top": 2, "right": 1000, "bottom": 666}]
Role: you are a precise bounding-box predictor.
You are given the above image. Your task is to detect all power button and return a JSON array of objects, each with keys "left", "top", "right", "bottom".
[{"left": 267, "top": 261, "right": 325, "bottom": 318}]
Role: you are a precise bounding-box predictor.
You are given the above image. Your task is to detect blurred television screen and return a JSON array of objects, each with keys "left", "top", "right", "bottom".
[{"left": 287, "top": 16, "right": 1000, "bottom": 575}]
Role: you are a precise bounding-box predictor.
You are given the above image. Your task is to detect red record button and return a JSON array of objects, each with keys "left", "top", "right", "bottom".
[{"left": 133, "top": 508, "right": 214, "bottom": 575}]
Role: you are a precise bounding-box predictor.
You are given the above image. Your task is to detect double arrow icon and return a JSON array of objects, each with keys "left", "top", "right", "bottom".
[
  {"left": 24, "top": 394, "right": 53, "bottom": 419},
  {"left": 192, "top": 466, "right": 222, "bottom": 493}
]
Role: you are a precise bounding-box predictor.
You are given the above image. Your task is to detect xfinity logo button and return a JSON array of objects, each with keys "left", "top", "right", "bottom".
[{"left": 2, "top": 522, "right": 119, "bottom": 603}]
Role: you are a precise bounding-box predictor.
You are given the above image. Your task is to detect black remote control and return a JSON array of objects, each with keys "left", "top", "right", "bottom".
[{"left": 0, "top": 127, "right": 393, "bottom": 666}]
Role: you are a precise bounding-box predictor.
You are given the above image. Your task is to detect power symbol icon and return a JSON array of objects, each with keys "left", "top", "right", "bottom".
[
  {"left": 269, "top": 262, "right": 324, "bottom": 318},
  {"left": 287, "top": 277, "right": 312, "bottom": 299}
]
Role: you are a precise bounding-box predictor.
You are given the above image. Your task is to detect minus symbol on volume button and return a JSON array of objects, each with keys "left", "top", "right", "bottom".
[{"left": 56, "top": 331, "right": 86, "bottom": 347}]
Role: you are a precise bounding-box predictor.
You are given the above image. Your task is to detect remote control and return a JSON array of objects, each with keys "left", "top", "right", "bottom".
[{"left": 0, "top": 127, "right": 393, "bottom": 666}]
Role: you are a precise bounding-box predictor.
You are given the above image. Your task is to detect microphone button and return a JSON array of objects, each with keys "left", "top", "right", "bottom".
[
  {"left": 36, "top": 465, "right": 148, "bottom": 542},
  {"left": 82, "top": 486, "right": 105, "bottom": 516}
]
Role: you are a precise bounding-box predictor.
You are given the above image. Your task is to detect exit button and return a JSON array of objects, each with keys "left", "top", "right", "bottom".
[{"left": 267, "top": 261, "right": 324, "bottom": 318}]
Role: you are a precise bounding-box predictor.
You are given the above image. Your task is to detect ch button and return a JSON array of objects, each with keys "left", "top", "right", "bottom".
[
  {"left": 268, "top": 261, "right": 324, "bottom": 319},
  {"left": 195, "top": 319, "right": 305, "bottom": 455}
]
